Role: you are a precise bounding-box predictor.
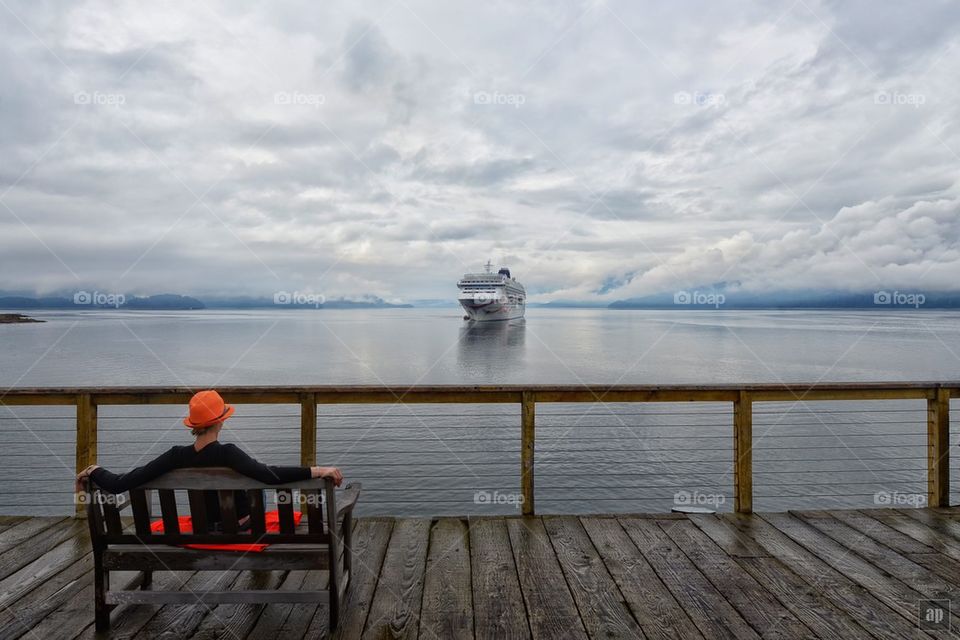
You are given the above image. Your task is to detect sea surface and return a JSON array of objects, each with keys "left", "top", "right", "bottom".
[{"left": 1, "top": 308, "right": 958, "bottom": 516}]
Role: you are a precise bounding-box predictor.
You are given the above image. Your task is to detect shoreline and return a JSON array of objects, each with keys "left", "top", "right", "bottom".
[{"left": 0, "top": 313, "right": 44, "bottom": 324}]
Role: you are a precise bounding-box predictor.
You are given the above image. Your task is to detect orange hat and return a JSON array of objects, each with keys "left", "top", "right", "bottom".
[{"left": 183, "top": 390, "right": 235, "bottom": 429}]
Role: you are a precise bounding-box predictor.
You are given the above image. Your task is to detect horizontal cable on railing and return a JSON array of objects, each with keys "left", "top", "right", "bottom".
[{"left": 753, "top": 468, "right": 926, "bottom": 474}]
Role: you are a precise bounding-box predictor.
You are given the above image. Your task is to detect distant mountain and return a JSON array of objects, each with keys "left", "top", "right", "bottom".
[
  {"left": 409, "top": 299, "right": 458, "bottom": 308},
  {"left": 0, "top": 290, "right": 411, "bottom": 310},
  {"left": 0, "top": 293, "right": 205, "bottom": 310},
  {"left": 529, "top": 300, "right": 609, "bottom": 308},
  {"left": 202, "top": 295, "right": 412, "bottom": 309},
  {"left": 609, "top": 289, "right": 960, "bottom": 309}
]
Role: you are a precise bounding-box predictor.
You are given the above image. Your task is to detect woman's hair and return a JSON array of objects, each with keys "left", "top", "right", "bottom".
[{"left": 191, "top": 422, "right": 222, "bottom": 438}]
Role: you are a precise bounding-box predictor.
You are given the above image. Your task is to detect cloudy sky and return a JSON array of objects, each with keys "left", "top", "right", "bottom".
[{"left": 1, "top": 0, "right": 959, "bottom": 303}]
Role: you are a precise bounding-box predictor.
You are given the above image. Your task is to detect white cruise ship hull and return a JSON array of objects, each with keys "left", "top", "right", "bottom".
[{"left": 459, "top": 296, "right": 525, "bottom": 322}]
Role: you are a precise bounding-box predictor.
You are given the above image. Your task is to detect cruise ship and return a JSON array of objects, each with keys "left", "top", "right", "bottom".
[{"left": 458, "top": 261, "right": 526, "bottom": 322}]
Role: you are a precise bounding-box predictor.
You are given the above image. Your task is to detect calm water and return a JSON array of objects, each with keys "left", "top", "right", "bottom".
[{"left": 1, "top": 308, "right": 958, "bottom": 515}]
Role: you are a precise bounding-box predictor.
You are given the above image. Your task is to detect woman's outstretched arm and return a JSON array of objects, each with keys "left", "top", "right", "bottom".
[
  {"left": 222, "top": 443, "right": 342, "bottom": 485},
  {"left": 85, "top": 446, "right": 180, "bottom": 494}
]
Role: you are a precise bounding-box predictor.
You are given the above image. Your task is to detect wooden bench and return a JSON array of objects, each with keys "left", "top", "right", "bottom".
[{"left": 84, "top": 468, "right": 360, "bottom": 632}]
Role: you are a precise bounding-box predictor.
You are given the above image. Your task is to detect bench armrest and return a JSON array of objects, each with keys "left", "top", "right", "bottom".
[{"left": 336, "top": 483, "right": 361, "bottom": 521}]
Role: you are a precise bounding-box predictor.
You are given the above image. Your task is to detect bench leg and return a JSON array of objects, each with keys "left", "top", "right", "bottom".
[
  {"left": 141, "top": 570, "right": 153, "bottom": 589},
  {"left": 94, "top": 556, "right": 110, "bottom": 631}
]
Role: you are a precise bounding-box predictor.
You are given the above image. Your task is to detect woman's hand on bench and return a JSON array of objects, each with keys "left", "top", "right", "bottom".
[
  {"left": 311, "top": 466, "right": 344, "bottom": 487},
  {"left": 76, "top": 464, "right": 101, "bottom": 492}
]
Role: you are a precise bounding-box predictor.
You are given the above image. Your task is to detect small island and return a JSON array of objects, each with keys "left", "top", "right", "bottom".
[{"left": 0, "top": 313, "right": 44, "bottom": 324}]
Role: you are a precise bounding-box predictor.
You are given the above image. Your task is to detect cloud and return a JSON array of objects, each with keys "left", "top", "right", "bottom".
[{"left": 0, "top": 0, "right": 959, "bottom": 303}]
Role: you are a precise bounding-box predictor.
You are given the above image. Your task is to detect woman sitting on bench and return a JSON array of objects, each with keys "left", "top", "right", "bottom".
[{"left": 75, "top": 389, "right": 343, "bottom": 526}]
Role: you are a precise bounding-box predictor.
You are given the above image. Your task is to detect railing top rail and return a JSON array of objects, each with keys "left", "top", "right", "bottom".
[
  {"left": 1, "top": 382, "right": 958, "bottom": 405},
  {"left": 3, "top": 381, "right": 959, "bottom": 394}
]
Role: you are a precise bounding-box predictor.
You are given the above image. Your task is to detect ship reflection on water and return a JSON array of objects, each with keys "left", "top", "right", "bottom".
[{"left": 456, "top": 319, "right": 526, "bottom": 379}]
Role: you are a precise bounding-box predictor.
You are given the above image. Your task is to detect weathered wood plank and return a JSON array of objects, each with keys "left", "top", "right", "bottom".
[
  {"left": 0, "top": 518, "right": 86, "bottom": 581},
  {"left": 762, "top": 512, "right": 960, "bottom": 637},
  {"left": 25, "top": 569, "right": 138, "bottom": 639},
  {"left": 658, "top": 519, "right": 811, "bottom": 638},
  {"left": 246, "top": 570, "right": 311, "bottom": 640},
  {"left": 0, "top": 517, "right": 66, "bottom": 555},
  {"left": 826, "top": 510, "right": 934, "bottom": 554},
  {"left": 687, "top": 514, "right": 768, "bottom": 558},
  {"left": 898, "top": 507, "right": 960, "bottom": 539},
  {"left": 185, "top": 570, "right": 287, "bottom": 640},
  {"left": 328, "top": 518, "right": 394, "bottom": 640},
  {"left": 112, "top": 573, "right": 239, "bottom": 639},
  {"left": 0, "top": 518, "right": 26, "bottom": 536},
  {"left": 279, "top": 568, "right": 332, "bottom": 639},
  {"left": 361, "top": 518, "right": 430, "bottom": 640},
  {"left": 0, "top": 525, "right": 92, "bottom": 609},
  {"left": 722, "top": 513, "right": 927, "bottom": 640},
  {"left": 544, "top": 517, "right": 644, "bottom": 639},
  {"left": 581, "top": 517, "right": 702, "bottom": 640},
  {"left": 871, "top": 510, "right": 960, "bottom": 561},
  {"left": 734, "top": 556, "right": 874, "bottom": 640},
  {"left": 0, "top": 554, "right": 94, "bottom": 639},
  {"left": 792, "top": 510, "right": 960, "bottom": 602},
  {"left": 75, "top": 571, "right": 199, "bottom": 640},
  {"left": 419, "top": 518, "right": 473, "bottom": 640},
  {"left": 507, "top": 517, "right": 588, "bottom": 640},
  {"left": 469, "top": 518, "right": 530, "bottom": 640},
  {"left": 619, "top": 517, "right": 758, "bottom": 640}
]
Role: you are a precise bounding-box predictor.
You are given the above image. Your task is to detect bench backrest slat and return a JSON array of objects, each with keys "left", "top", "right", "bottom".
[
  {"left": 130, "top": 489, "right": 152, "bottom": 537},
  {"left": 248, "top": 489, "right": 267, "bottom": 536},
  {"left": 218, "top": 490, "right": 238, "bottom": 534},
  {"left": 277, "top": 489, "right": 296, "bottom": 534},
  {"left": 158, "top": 489, "right": 180, "bottom": 535},
  {"left": 187, "top": 490, "right": 209, "bottom": 534}
]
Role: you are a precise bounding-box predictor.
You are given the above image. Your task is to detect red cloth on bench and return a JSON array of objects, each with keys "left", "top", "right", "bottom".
[{"left": 150, "top": 510, "right": 303, "bottom": 552}]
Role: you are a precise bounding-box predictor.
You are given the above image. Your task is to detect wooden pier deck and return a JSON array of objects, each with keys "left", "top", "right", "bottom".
[{"left": 2, "top": 508, "right": 960, "bottom": 639}]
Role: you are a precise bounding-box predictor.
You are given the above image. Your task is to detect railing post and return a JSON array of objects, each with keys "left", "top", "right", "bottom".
[
  {"left": 76, "top": 393, "right": 97, "bottom": 517},
  {"left": 734, "top": 390, "right": 753, "bottom": 514},
  {"left": 300, "top": 392, "right": 318, "bottom": 467},
  {"left": 521, "top": 391, "right": 535, "bottom": 515},
  {"left": 927, "top": 387, "right": 950, "bottom": 508}
]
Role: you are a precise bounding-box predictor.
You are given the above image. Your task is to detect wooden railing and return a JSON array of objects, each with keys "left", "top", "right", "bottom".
[{"left": 1, "top": 383, "right": 956, "bottom": 515}]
